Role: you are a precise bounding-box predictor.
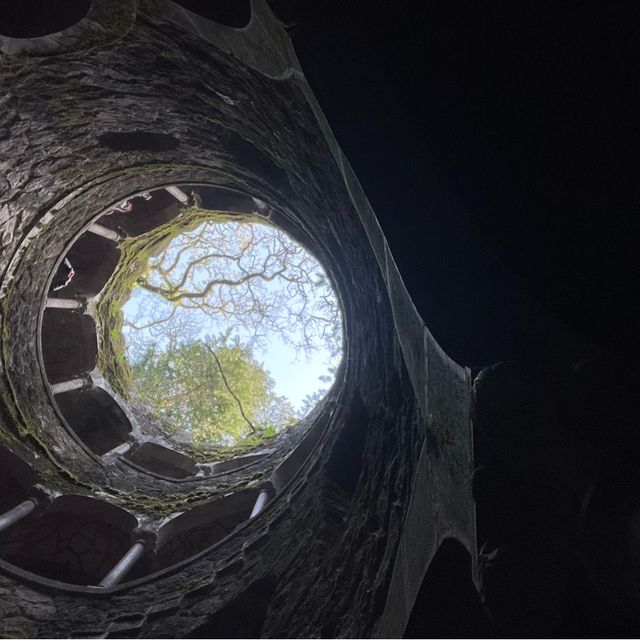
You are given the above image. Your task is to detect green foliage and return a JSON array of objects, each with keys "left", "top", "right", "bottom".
[
  {"left": 97, "top": 210, "right": 341, "bottom": 451},
  {"left": 130, "top": 335, "right": 296, "bottom": 447},
  {"left": 96, "top": 207, "right": 251, "bottom": 399}
]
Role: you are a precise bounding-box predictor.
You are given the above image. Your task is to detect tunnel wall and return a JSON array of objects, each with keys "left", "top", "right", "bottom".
[{"left": 0, "top": 0, "right": 474, "bottom": 637}]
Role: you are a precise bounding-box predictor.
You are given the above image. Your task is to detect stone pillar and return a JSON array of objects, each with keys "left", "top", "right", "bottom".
[
  {"left": 250, "top": 489, "right": 270, "bottom": 519},
  {"left": 99, "top": 540, "right": 146, "bottom": 588},
  {"left": 45, "top": 298, "right": 83, "bottom": 310},
  {"left": 50, "top": 378, "right": 86, "bottom": 395},
  {"left": 0, "top": 498, "right": 37, "bottom": 533},
  {"left": 88, "top": 223, "right": 120, "bottom": 242}
]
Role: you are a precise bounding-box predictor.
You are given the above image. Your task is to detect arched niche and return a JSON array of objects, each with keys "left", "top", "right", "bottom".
[
  {"left": 49, "top": 233, "right": 120, "bottom": 299},
  {"left": 196, "top": 185, "right": 258, "bottom": 214},
  {"left": 404, "top": 538, "right": 484, "bottom": 638},
  {"left": 0, "top": 447, "right": 40, "bottom": 513},
  {"left": 125, "top": 442, "right": 197, "bottom": 480},
  {"left": 0, "top": 495, "right": 138, "bottom": 586},
  {"left": 156, "top": 489, "right": 258, "bottom": 569},
  {"left": 0, "top": 0, "right": 91, "bottom": 38},
  {"left": 41, "top": 311, "right": 97, "bottom": 383},
  {"left": 184, "top": 575, "right": 278, "bottom": 639},
  {"left": 97, "top": 189, "right": 181, "bottom": 238},
  {"left": 55, "top": 388, "right": 132, "bottom": 456}
]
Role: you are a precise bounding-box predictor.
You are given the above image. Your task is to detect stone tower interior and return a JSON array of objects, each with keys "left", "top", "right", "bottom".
[{"left": 0, "top": 1, "right": 639, "bottom": 637}]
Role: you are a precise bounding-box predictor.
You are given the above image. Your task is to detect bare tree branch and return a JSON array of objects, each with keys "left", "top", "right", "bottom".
[
  {"left": 125, "top": 220, "right": 341, "bottom": 360},
  {"left": 124, "top": 305, "right": 178, "bottom": 331},
  {"left": 138, "top": 266, "right": 288, "bottom": 303},
  {"left": 205, "top": 344, "right": 256, "bottom": 434}
]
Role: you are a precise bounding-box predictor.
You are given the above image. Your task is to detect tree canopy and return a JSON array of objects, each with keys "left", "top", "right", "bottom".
[
  {"left": 122, "top": 218, "right": 343, "bottom": 447},
  {"left": 125, "top": 220, "right": 341, "bottom": 361},
  {"left": 130, "top": 335, "right": 297, "bottom": 446}
]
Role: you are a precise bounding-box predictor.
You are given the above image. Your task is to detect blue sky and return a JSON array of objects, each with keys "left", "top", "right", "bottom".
[{"left": 121, "top": 220, "right": 342, "bottom": 415}]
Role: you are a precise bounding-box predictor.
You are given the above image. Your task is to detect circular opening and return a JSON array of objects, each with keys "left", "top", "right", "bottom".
[
  {"left": 0, "top": 0, "right": 91, "bottom": 38},
  {"left": 120, "top": 216, "right": 343, "bottom": 449},
  {"left": 40, "top": 184, "right": 344, "bottom": 467},
  {"left": 8, "top": 177, "right": 353, "bottom": 588}
]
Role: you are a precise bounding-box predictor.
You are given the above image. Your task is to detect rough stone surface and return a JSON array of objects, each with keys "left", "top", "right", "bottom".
[{"left": 0, "top": 0, "right": 475, "bottom": 637}]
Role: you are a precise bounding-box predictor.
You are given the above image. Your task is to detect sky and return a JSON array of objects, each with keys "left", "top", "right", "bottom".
[{"left": 121, "top": 220, "right": 342, "bottom": 415}]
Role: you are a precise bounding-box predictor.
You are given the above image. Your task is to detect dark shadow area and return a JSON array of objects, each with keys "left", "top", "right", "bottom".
[
  {"left": 0, "top": 0, "right": 90, "bottom": 38},
  {"left": 473, "top": 358, "right": 640, "bottom": 637},
  {"left": 0, "top": 447, "right": 39, "bottom": 513},
  {"left": 223, "top": 130, "right": 288, "bottom": 189},
  {"left": 56, "top": 388, "right": 132, "bottom": 455},
  {"left": 292, "top": 3, "right": 640, "bottom": 366},
  {"left": 404, "top": 539, "right": 485, "bottom": 638},
  {"left": 324, "top": 389, "right": 367, "bottom": 495},
  {"left": 185, "top": 574, "right": 277, "bottom": 638},
  {"left": 172, "top": 0, "right": 251, "bottom": 29},
  {"left": 98, "top": 189, "right": 180, "bottom": 238},
  {"left": 42, "top": 310, "right": 97, "bottom": 384},
  {"left": 98, "top": 132, "right": 179, "bottom": 152},
  {"left": 196, "top": 186, "right": 256, "bottom": 215},
  {"left": 581, "top": 463, "right": 640, "bottom": 623},
  {"left": 264, "top": 0, "right": 300, "bottom": 28},
  {"left": 50, "top": 233, "right": 120, "bottom": 299}
]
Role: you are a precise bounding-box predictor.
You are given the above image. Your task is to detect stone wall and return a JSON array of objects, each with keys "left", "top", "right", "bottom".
[{"left": 0, "top": 0, "right": 475, "bottom": 636}]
